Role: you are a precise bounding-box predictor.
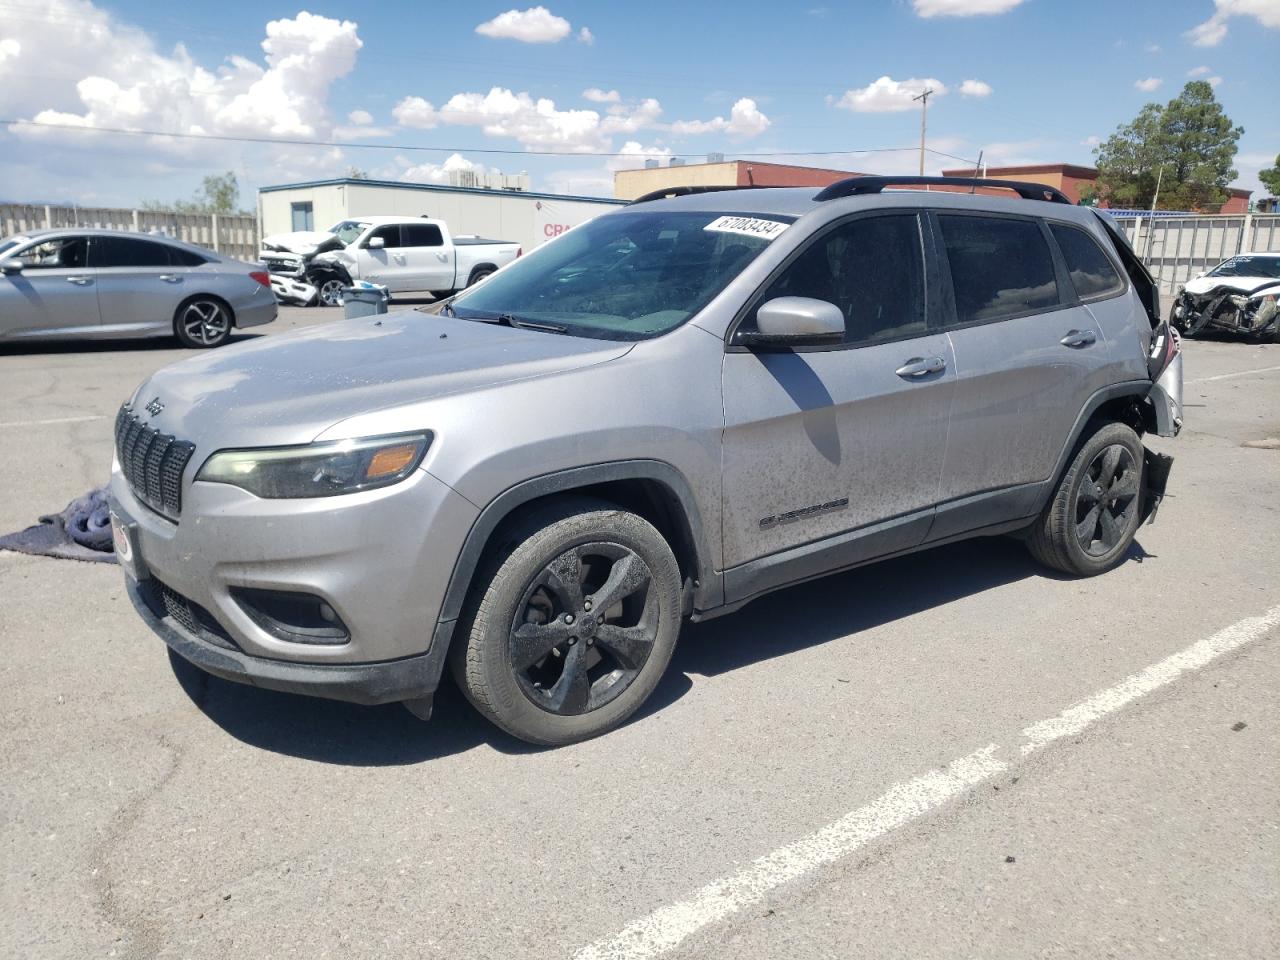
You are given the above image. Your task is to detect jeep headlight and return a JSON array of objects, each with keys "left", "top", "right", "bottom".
[{"left": 197, "top": 433, "right": 430, "bottom": 498}]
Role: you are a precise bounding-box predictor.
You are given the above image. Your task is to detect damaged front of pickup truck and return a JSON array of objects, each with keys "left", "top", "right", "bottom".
[{"left": 1170, "top": 253, "right": 1280, "bottom": 342}]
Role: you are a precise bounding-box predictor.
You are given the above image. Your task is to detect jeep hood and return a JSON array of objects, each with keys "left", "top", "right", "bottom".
[{"left": 132, "top": 311, "right": 631, "bottom": 451}]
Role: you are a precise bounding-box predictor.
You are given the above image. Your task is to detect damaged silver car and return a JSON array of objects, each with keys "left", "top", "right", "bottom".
[{"left": 1170, "top": 252, "right": 1280, "bottom": 342}]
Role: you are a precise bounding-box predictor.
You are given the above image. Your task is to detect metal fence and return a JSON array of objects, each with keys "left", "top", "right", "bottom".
[
  {"left": 1112, "top": 213, "right": 1280, "bottom": 296},
  {"left": 0, "top": 204, "right": 259, "bottom": 262}
]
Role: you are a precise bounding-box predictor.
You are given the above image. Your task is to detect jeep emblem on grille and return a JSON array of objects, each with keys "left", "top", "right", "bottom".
[{"left": 145, "top": 397, "right": 164, "bottom": 416}]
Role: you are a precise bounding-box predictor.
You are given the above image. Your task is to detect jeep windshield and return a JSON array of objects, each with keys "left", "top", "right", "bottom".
[
  {"left": 1207, "top": 255, "right": 1280, "bottom": 279},
  {"left": 449, "top": 210, "right": 794, "bottom": 341}
]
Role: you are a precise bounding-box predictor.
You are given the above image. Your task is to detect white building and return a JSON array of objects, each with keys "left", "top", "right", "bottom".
[{"left": 258, "top": 178, "right": 624, "bottom": 251}]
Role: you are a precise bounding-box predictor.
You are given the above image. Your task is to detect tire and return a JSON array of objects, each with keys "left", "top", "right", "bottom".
[
  {"left": 1027, "top": 422, "right": 1145, "bottom": 576},
  {"left": 467, "top": 268, "right": 495, "bottom": 287},
  {"left": 174, "top": 296, "right": 232, "bottom": 348},
  {"left": 450, "top": 497, "right": 682, "bottom": 746}
]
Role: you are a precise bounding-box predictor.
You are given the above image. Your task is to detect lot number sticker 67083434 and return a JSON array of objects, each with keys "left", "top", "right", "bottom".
[{"left": 703, "top": 216, "right": 790, "bottom": 241}]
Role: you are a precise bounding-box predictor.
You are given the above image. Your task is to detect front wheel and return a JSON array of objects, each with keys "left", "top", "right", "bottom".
[
  {"left": 1027, "top": 422, "right": 1145, "bottom": 576},
  {"left": 451, "top": 498, "right": 682, "bottom": 745},
  {"left": 316, "top": 277, "right": 346, "bottom": 307},
  {"left": 174, "top": 297, "right": 232, "bottom": 348}
]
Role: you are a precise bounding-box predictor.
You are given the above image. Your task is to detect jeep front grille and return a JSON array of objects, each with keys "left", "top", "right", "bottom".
[{"left": 114, "top": 405, "right": 196, "bottom": 520}]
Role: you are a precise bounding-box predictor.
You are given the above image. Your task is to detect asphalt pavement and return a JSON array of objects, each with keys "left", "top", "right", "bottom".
[{"left": 1, "top": 308, "right": 1277, "bottom": 960}]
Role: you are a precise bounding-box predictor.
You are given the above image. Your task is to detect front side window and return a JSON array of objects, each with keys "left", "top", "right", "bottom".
[
  {"left": 939, "top": 215, "right": 1060, "bottom": 324},
  {"left": 451, "top": 210, "right": 790, "bottom": 340},
  {"left": 92, "top": 237, "right": 173, "bottom": 268},
  {"left": 1050, "top": 223, "right": 1124, "bottom": 300},
  {"left": 329, "top": 221, "right": 369, "bottom": 245},
  {"left": 367, "top": 225, "right": 402, "bottom": 249},
  {"left": 739, "top": 214, "right": 927, "bottom": 346},
  {"left": 15, "top": 236, "right": 88, "bottom": 270}
]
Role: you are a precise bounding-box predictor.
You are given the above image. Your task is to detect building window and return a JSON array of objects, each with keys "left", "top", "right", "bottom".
[{"left": 291, "top": 202, "right": 314, "bottom": 232}]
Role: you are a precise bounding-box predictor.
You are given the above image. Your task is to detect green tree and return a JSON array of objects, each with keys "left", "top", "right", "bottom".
[
  {"left": 1094, "top": 81, "right": 1243, "bottom": 211},
  {"left": 143, "top": 170, "right": 244, "bottom": 214},
  {"left": 1259, "top": 153, "right": 1280, "bottom": 197},
  {"left": 346, "top": 166, "right": 369, "bottom": 180}
]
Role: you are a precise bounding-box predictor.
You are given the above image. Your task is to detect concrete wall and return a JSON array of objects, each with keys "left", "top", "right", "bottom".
[{"left": 258, "top": 182, "right": 621, "bottom": 251}]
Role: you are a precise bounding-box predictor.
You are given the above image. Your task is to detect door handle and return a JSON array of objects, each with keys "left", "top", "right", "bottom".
[
  {"left": 157, "top": 274, "right": 182, "bottom": 283},
  {"left": 1060, "top": 329, "right": 1097, "bottom": 348},
  {"left": 65, "top": 276, "right": 93, "bottom": 285},
  {"left": 436, "top": 253, "right": 448, "bottom": 261},
  {"left": 895, "top": 356, "right": 946, "bottom": 379}
]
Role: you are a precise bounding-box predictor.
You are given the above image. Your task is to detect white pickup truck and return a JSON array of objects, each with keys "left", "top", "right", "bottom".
[{"left": 260, "top": 216, "right": 521, "bottom": 306}]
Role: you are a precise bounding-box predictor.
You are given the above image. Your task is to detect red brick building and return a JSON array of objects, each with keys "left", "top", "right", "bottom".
[{"left": 614, "top": 160, "right": 864, "bottom": 200}]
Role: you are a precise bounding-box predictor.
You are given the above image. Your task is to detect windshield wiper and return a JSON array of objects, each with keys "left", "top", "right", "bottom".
[{"left": 457, "top": 310, "right": 568, "bottom": 334}]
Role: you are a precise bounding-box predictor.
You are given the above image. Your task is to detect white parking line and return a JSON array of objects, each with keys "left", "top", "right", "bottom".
[
  {"left": 574, "top": 604, "right": 1280, "bottom": 960},
  {"left": 1187, "top": 363, "right": 1280, "bottom": 384},
  {"left": 0, "top": 415, "right": 107, "bottom": 429}
]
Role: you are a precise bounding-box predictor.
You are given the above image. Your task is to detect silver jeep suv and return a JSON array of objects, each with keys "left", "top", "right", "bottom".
[{"left": 109, "top": 176, "right": 1183, "bottom": 745}]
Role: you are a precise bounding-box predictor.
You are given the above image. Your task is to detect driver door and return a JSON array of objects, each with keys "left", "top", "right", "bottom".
[
  {"left": 720, "top": 213, "right": 954, "bottom": 594},
  {"left": 0, "top": 234, "right": 100, "bottom": 338},
  {"left": 355, "top": 225, "right": 404, "bottom": 290}
]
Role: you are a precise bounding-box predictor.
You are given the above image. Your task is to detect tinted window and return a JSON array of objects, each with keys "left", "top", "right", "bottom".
[
  {"left": 1050, "top": 223, "right": 1124, "bottom": 300},
  {"left": 168, "top": 246, "right": 207, "bottom": 267},
  {"left": 402, "top": 223, "right": 443, "bottom": 247},
  {"left": 93, "top": 236, "right": 174, "bottom": 268},
  {"left": 939, "top": 215, "right": 1060, "bottom": 324},
  {"left": 291, "top": 201, "right": 314, "bottom": 231},
  {"left": 368, "top": 225, "right": 402, "bottom": 248},
  {"left": 452, "top": 210, "right": 786, "bottom": 341},
  {"left": 16, "top": 236, "right": 88, "bottom": 270},
  {"left": 745, "top": 214, "right": 926, "bottom": 346}
]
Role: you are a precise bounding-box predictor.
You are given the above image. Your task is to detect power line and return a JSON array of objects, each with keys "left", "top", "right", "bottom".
[{"left": 0, "top": 118, "right": 979, "bottom": 164}]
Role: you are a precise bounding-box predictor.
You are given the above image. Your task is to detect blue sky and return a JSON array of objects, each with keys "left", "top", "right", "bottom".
[{"left": 0, "top": 0, "right": 1275, "bottom": 208}]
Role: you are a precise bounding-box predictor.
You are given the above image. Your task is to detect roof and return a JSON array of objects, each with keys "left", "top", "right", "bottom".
[
  {"left": 943, "top": 163, "right": 1100, "bottom": 179},
  {"left": 258, "top": 177, "right": 625, "bottom": 206}
]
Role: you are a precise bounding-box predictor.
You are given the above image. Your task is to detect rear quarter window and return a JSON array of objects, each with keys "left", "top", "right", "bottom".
[
  {"left": 1049, "top": 223, "right": 1124, "bottom": 301},
  {"left": 938, "top": 215, "right": 1060, "bottom": 325}
]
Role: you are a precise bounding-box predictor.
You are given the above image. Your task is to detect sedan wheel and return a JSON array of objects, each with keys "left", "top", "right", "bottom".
[{"left": 174, "top": 298, "right": 231, "bottom": 348}]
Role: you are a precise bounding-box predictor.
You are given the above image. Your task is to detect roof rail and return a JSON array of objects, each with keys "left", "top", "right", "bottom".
[
  {"left": 628, "top": 184, "right": 766, "bottom": 205},
  {"left": 813, "top": 175, "right": 1074, "bottom": 205}
]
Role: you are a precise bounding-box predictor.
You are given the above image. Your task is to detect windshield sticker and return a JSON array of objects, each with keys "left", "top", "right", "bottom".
[{"left": 703, "top": 216, "right": 790, "bottom": 241}]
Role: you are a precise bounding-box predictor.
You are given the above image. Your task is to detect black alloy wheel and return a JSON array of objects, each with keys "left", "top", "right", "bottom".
[
  {"left": 510, "top": 542, "right": 657, "bottom": 715},
  {"left": 1073, "top": 443, "right": 1139, "bottom": 557}
]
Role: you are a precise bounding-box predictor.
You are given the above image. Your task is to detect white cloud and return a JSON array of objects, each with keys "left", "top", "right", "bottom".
[
  {"left": 348, "top": 109, "right": 374, "bottom": 125},
  {"left": 1134, "top": 77, "right": 1163, "bottom": 92},
  {"left": 578, "top": 26, "right": 594, "bottom": 44},
  {"left": 394, "top": 152, "right": 489, "bottom": 184},
  {"left": 1186, "top": 0, "right": 1280, "bottom": 47},
  {"left": 1207, "top": 75, "right": 1223, "bottom": 87},
  {"left": 392, "top": 96, "right": 438, "bottom": 129},
  {"left": 1187, "top": 65, "right": 1213, "bottom": 76},
  {"left": 959, "top": 79, "right": 992, "bottom": 97},
  {"left": 912, "top": 0, "right": 1025, "bottom": 17},
  {"left": 1082, "top": 135, "right": 1101, "bottom": 147},
  {"left": 1145, "top": 42, "right": 1162, "bottom": 53},
  {"left": 607, "top": 141, "right": 674, "bottom": 172},
  {"left": 600, "top": 98, "right": 663, "bottom": 135},
  {"left": 0, "top": 38, "right": 19, "bottom": 64},
  {"left": 669, "top": 98, "right": 771, "bottom": 139},
  {"left": 834, "top": 76, "right": 947, "bottom": 113},
  {"left": 582, "top": 88, "right": 620, "bottom": 103},
  {"left": 475, "top": 7, "right": 572, "bottom": 43},
  {"left": 437, "top": 87, "right": 609, "bottom": 152}
]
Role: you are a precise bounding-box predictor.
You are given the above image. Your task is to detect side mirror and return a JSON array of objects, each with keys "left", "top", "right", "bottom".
[
  {"left": 366, "top": 236, "right": 385, "bottom": 250},
  {"left": 0, "top": 258, "right": 22, "bottom": 276},
  {"left": 738, "top": 297, "right": 844, "bottom": 348}
]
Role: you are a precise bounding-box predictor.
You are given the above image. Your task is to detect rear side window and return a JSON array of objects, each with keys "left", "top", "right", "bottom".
[
  {"left": 1050, "top": 223, "right": 1124, "bottom": 300},
  {"left": 93, "top": 237, "right": 174, "bottom": 268},
  {"left": 939, "top": 215, "right": 1059, "bottom": 324},
  {"left": 168, "top": 246, "right": 207, "bottom": 267},
  {"left": 402, "top": 223, "right": 443, "bottom": 247},
  {"left": 747, "top": 214, "right": 926, "bottom": 346}
]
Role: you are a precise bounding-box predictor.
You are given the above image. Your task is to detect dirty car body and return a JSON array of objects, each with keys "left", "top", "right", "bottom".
[{"left": 110, "top": 177, "right": 1182, "bottom": 744}]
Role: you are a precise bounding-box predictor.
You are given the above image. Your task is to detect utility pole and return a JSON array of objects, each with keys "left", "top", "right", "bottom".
[{"left": 912, "top": 87, "right": 934, "bottom": 176}]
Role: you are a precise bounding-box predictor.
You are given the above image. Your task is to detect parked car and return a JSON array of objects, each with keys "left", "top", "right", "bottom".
[
  {"left": 110, "top": 177, "right": 1182, "bottom": 745},
  {"left": 259, "top": 216, "right": 521, "bottom": 306},
  {"left": 1169, "top": 252, "right": 1280, "bottom": 341},
  {"left": 0, "top": 229, "right": 276, "bottom": 348}
]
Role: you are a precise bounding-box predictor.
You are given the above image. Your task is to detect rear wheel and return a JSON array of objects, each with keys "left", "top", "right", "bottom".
[
  {"left": 174, "top": 297, "right": 232, "bottom": 348},
  {"left": 450, "top": 498, "right": 682, "bottom": 745},
  {"left": 1027, "top": 422, "right": 1145, "bottom": 576},
  {"left": 467, "top": 267, "right": 495, "bottom": 287}
]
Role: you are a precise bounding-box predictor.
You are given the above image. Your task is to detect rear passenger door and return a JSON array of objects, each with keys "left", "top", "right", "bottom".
[
  {"left": 721, "top": 212, "right": 954, "bottom": 578},
  {"left": 91, "top": 236, "right": 192, "bottom": 331},
  {"left": 932, "top": 213, "right": 1110, "bottom": 533},
  {"left": 397, "top": 222, "right": 455, "bottom": 292}
]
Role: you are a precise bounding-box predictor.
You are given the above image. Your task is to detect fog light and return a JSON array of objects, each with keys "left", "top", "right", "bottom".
[{"left": 233, "top": 589, "right": 350, "bottom": 645}]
